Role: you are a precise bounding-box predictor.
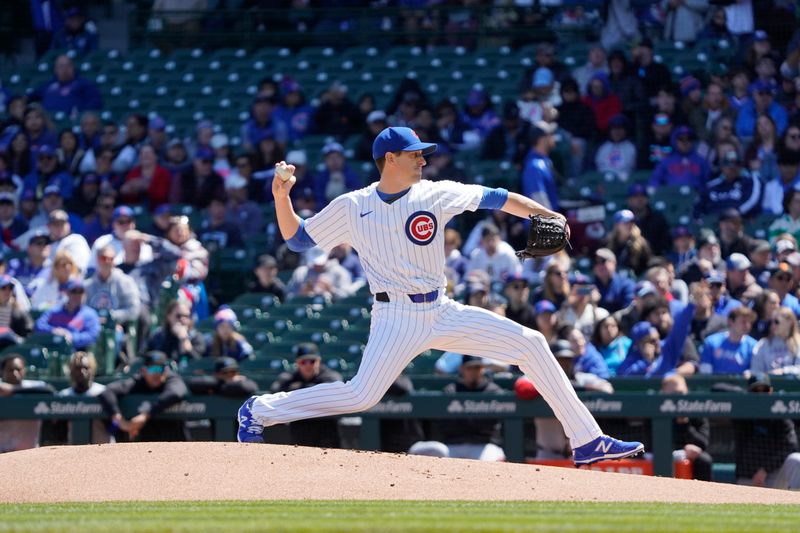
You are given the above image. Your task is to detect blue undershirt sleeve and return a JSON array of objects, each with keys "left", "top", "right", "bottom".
[
  {"left": 286, "top": 220, "right": 317, "bottom": 252},
  {"left": 479, "top": 187, "right": 509, "bottom": 210}
]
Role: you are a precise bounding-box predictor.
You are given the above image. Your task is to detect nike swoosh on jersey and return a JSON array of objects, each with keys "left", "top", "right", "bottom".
[{"left": 360, "top": 211, "right": 373, "bottom": 217}]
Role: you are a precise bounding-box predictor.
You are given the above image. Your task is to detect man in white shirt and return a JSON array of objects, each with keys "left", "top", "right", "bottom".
[
  {"left": 47, "top": 209, "right": 90, "bottom": 274},
  {"left": 89, "top": 206, "right": 153, "bottom": 270},
  {"left": 467, "top": 223, "right": 520, "bottom": 284}
]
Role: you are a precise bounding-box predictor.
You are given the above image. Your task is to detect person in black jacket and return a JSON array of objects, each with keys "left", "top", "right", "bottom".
[
  {"left": 147, "top": 300, "right": 207, "bottom": 365},
  {"left": 661, "top": 375, "right": 713, "bottom": 481},
  {"left": 380, "top": 375, "right": 425, "bottom": 454},
  {"left": 481, "top": 101, "right": 531, "bottom": 166},
  {"left": 626, "top": 183, "right": 671, "bottom": 257},
  {"left": 409, "top": 355, "right": 506, "bottom": 461},
  {"left": 99, "top": 351, "right": 188, "bottom": 442},
  {"left": 187, "top": 357, "right": 259, "bottom": 398},
  {"left": 0, "top": 353, "right": 55, "bottom": 452},
  {"left": 735, "top": 374, "right": 800, "bottom": 490},
  {"left": 269, "top": 342, "right": 343, "bottom": 448}
]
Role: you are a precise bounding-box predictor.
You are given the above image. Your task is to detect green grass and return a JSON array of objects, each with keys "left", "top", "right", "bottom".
[{"left": 1, "top": 501, "right": 799, "bottom": 532}]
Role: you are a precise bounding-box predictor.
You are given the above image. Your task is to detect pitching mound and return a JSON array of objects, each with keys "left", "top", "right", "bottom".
[{"left": 1, "top": 442, "right": 798, "bottom": 504}]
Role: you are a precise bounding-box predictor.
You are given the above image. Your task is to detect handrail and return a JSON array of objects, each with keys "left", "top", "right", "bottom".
[{"left": 128, "top": 5, "right": 573, "bottom": 50}]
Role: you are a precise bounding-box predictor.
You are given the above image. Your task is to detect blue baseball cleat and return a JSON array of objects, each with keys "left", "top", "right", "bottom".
[
  {"left": 237, "top": 396, "right": 264, "bottom": 443},
  {"left": 573, "top": 435, "right": 645, "bottom": 465}
]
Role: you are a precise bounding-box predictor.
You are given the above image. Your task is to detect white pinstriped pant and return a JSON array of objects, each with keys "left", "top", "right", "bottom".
[{"left": 251, "top": 295, "right": 603, "bottom": 448}]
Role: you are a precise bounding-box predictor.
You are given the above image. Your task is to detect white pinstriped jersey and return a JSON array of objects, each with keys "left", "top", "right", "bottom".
[{"left": 304, "top": 179, "right": 484, "bottom": 295}]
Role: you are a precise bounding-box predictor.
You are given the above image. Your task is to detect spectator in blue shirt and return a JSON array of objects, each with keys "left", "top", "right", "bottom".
[
  {"left": 22, "top": 145, "right": 74, "bottom": 201},
  {"left": 736, "top": 79, "right": 788, "bottom": 139},
  {"left": 566, "top": 327, "right": 610, "bottom": 379},
  {"left": 50, "top": 7, "right": 98, "bottom": 56},
  {"left": 591, "top": 315, "right": 631, "bottom": 376},
  {"left": 29, "top": 55, "right": 102, "bottom": 114},
  {"left": 704, "top": 270, "right": 743, "bottom": 319},
  {"left": 592, "top": 247, "right": 635, "bottom": 313},
  {"left": 700, "top": 306, "right": 758, "bottom": 375},
  {"left": 521, "top": 121, "right": 559, "bottom": 211},
  {"left": 35, "top": 278, "right": 101, "bottom": 350},
  {"left": 273, "top": 77, "right": 314, "bottom": 143},
  {"left": 649, "top": 125, "right": 710, "bottom": 190},
  {"left": 7, "top": 228, "right": 49, "bottom": 292},
  {"left": 616, "top": 299, "right": 696, "bottom": 377},
  {"left": 0, "top": 191, "right": 28, "bottom": 248},
  {"left": 767, "top": 262, "right": 800, "bottom": 317},
  {"left": 695, "top": 149, "right": 762, "bottom": 218},
  {"left": 460, "top": 87, "right": 500, "bottom": 142},
  {"left": 668, "top": 225, "right": 697, "bottom": 273},
  {"left": 313, "top": 142, "right": 362, "bottom": 208},
  {"left": 240, "top": 94, "right": 287, "bottom": 153}
]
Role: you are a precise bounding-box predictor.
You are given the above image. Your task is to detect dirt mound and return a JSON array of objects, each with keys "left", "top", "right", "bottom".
[{"left": 0, "top": 442, "right": 797, "bottom": 504}]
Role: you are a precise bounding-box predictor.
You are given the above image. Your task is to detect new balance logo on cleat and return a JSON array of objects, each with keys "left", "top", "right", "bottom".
[
  {"left": 237, "top": 396, "right": 265, "bottom": 444},
  {"left": 595, "top": 440, "right": 614, "bottom": 454},
  {"left": 573, "top": 435, "right": 645, "bottom": 466}
]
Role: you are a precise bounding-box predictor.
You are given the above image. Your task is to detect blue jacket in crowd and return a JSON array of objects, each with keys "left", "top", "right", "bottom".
[
  {"left": 695, "top": 170, "right": 762, "bottom": 218},
  {"left": 521, "top": 149, "right": 559, "bottom": 211},
  {"left": 735, "top": 100, "right": 788, "bottom": 139},
  {"left": 575, "top": 343, "right": 611, "bottom": 379},
  {"left": 35, "top": 304, "right": 101, "bottom": 350},
  {"left": 700, "top": 331, "right": 757, "bottom": 375},
  {"left": 649, "top": 132, "right": 710, "bottom": 190},
  {"left": 595, "top": 274, "right": 635, "bottom": 314},
  {"left": 30, "top": 76, "right": 103, "bottom": 114},
  {"left": 616, "top": 302, "right": 695, "bottom": 377}
]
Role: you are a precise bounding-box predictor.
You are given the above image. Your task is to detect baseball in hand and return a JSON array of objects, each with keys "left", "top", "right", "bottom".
[{"left": 275, "top": 162, "right": 293, "bottom": 182}]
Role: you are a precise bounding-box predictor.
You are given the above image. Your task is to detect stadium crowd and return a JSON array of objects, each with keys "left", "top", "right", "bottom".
[{"left": 2, "top": 0, "right": 800, "bottom": 488}]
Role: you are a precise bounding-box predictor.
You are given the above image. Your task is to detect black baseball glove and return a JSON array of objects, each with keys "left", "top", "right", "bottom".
[{"left": 515, "top": 215, "right": 570, "bottom": 260}]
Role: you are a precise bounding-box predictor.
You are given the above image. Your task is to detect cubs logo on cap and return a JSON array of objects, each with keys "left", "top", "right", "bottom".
[{"left": 405, "top": 211, "right": 437, "bottom": 245}]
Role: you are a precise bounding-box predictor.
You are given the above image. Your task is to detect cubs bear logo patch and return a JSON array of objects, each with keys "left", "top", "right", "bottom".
[{"left": 405, "top": 211, "right": 437, "bottom": 245}]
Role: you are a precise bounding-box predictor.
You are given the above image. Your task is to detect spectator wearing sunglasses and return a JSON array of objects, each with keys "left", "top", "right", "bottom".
[
  {"left": 187, "top": 357, "right": 258, "bottom": 398},
  {"left": 269, "top": 342, "right": 342, "bottom": 448},
  {"left": 147, "top": 300, "right": 206, "bottom": 364},
  {"left": 751, "top": 307, "right": 800, "bottom": 376},
  {"left": 99, "top": 350, "right": 188, "bottom": 442},
  {"left": 34, "top": 278, "right": 100, "bottom": 350},
  {"left": 80, "top": 192, "right": 115, "bottom": 246},
  {"left": 767, "top": 262, "right": 800, "bottom": 317}
]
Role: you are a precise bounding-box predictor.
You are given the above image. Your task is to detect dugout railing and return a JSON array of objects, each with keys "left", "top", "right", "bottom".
[{"left": 3, "top": 392, "right": 800, "bottom": 477}]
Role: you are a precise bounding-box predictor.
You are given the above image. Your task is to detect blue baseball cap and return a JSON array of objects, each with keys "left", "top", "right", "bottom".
[
  {"left": 703, "top": 270, "right": 726, "bottom": 284},
  {"left": 613, "top": 209, "right": 636, "bottom": 224},
  {"left": 43, "top": 184, "right": 61, "bottom": 197},
  {"left": 37, "top": 145, "right": 56, "bottom": 158},
  {"left": 535, "top": 300, "right": 557, "bottom": 314},
  {"left": 149, "top": 116, "right": 166, "bottom": 131},
  {"left": 195, "top": 146, "right": 214, "bottom": 161},
  {"left": 672, "top": 225, "right": 692, "bottom": 239},
  {"left": 627, "top": 183, "right": 648, "bottom": 197},
  {"left": 632, "top": 321, "right": 657, "bottom": 344},
  {"left": 372, "top": 127, "right": 437, "bottom": 161},
  {"left": 112, "top": 205, "right": 134, "bottom": 221},
  {"left": 751, "top": 79, "right": 777, "bottom": 95}
]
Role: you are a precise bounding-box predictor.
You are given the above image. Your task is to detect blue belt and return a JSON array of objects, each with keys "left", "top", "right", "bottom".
[{"left": 375, "top": 290, "right": 439, "bottom": 303}]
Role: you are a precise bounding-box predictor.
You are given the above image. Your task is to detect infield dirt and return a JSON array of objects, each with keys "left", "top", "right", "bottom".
[{"left": 1, "top": 442, "right": 798, "bottom": 504}]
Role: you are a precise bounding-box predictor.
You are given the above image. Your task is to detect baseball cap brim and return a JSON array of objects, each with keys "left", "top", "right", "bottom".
[{"left": 404, "top": 142, "right": 437, "bottom": 156}]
